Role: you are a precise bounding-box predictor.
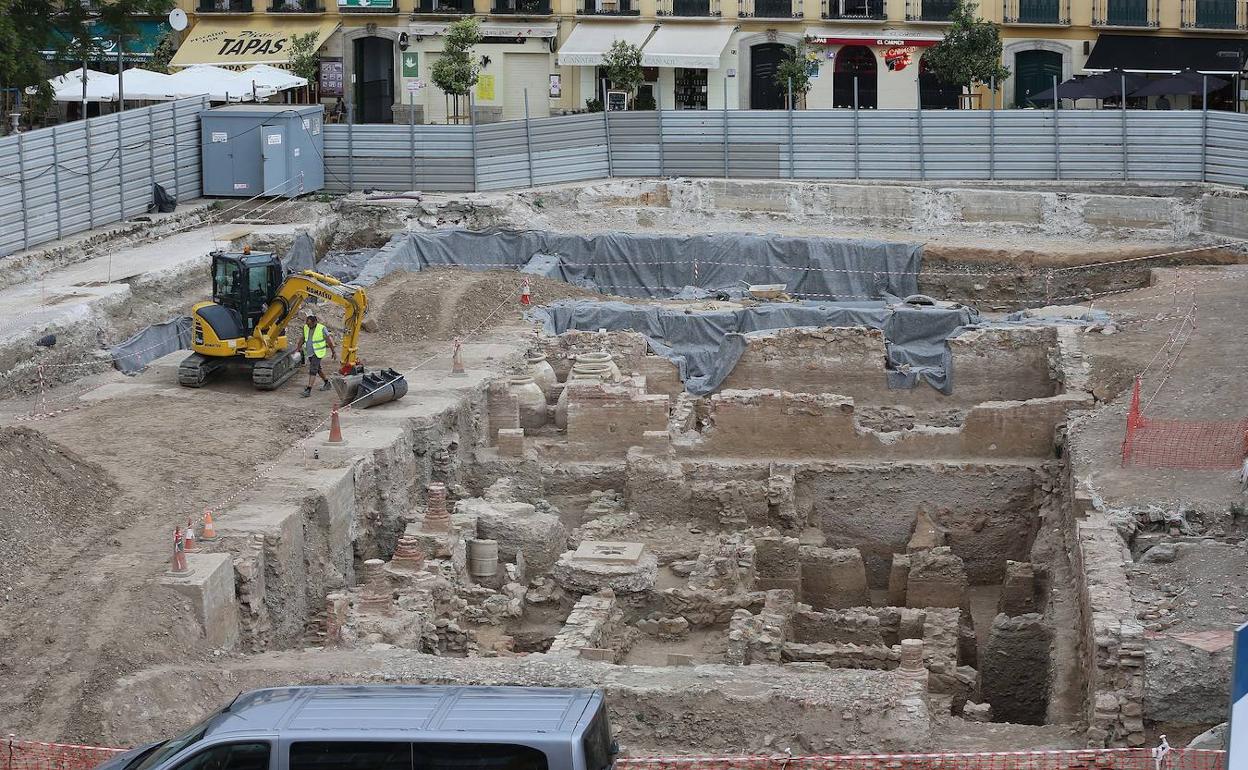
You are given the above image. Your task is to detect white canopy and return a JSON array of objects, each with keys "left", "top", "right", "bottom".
[
  {"left": 241, "top": 64, "right": 308, "bottom": 92},
  {"left": 116, "top": 68, "right": 181, "bottom": 101},
  {"left": 641, "top": 23, "right": 734, "bottom": 70},
  {"left": 164, "top": 65, "right": 278, "bottom": 102},
  {"left": 558, "top": 22, "right": 656, "bottom": 67},
  {"left": 51, "top": 69, "right": 117, "bottom": 102}
]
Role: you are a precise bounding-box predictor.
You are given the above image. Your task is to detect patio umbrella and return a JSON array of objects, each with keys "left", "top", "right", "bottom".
[
  {"left": 1027, "top": 70, "right": 1146, "bottom": 103},
  {"left": 1132, "top": 70, "right": 1228, "bottom": 97}
]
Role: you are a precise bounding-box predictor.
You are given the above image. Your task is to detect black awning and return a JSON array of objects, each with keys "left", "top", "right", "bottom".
[{"left": 1085, "top": 34, "right": 1248, "bottom": 74}]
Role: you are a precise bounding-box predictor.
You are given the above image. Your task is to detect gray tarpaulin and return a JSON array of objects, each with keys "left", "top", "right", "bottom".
[
  {"left": 317, "top": 247, "right": 380, "bottom": 282},
  {"left": 285, "top": 232, "right": 317, "bottom": 273},
  {"left": 533, "top": 300, "right": 980, "bottom": 395},
  {"left": 351, "top": 229, "right": 922, "bottom": 300},
  {"left": 110, "top": 316, "right": 192, "bottom": 374}
]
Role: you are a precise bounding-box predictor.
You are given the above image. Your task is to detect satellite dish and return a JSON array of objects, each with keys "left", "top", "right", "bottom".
[{"left": 168, "top": 8, "right": 188, "bottom": 31}]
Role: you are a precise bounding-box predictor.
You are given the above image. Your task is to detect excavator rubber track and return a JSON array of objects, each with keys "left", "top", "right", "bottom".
[
  {"left": 177, "top": 353, "right": 226, "bottom": 388},
  {"left": 252, "top": 348, "right": 300, "bottom": 391}
]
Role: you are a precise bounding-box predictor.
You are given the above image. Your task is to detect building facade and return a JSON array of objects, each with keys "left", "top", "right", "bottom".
[{"left": 170, "top": 0, "right": 1248, "bottom": 121}]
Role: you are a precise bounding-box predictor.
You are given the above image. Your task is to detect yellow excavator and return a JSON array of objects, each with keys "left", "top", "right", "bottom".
[{"left": 178, "top": 248, "right": 368, "bottom": 390}]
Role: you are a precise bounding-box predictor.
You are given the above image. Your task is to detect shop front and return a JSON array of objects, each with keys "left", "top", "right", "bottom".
[
  {"left": 804, "top": 28, "right": 941, "bottom": 110},
  {"left": 641, "top": 23, "right": 739, "bottom": 110},
  {"left": 404, "top": 22, "right": 557, "bottom": 123},
  {"left": 1083, "top": 34, "right": 1248, "bottom": 111},
  {"left": 556, "top": 21, "right": 656, "bottom": 110}
]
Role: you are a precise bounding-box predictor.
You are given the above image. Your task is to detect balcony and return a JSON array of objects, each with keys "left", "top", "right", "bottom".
[
  {"left": 1002, "top": 0, "right": 1069, "bottom": 23},
  {"left": 412, "top": 0, "right": 472, "bottom": 13},
  {"left": 492, "top": 0, "right": 553, "bottom": 13},
  {"left": 577, "top": 0, "right": 640, "bottom": 14},
  {"left": 196, "top": 0, "right": 252, "bottom": 11},
  {"left": 657, "top": 0, "right": 722, "bottom": 15},
  {"left": 1093, "top": 0, "right": 1158, "bottom": 26},
  {"left": 338, "top": 0, "right": 398, "bottom": 11},
  {"left": 268, "top": 0, "right": 324, "bottom": 11},
  {"left": 906, "top": 0, "right": 957, "bottom": 21},
  {"left": 823, "top": 0, "right": 885, "bottom": 19},
  {"left": 740, "top": 0, "right": 802, "bottom": 17},
  {"left": 1182, "top": 0, "right": 1246, "bottom": 28}
]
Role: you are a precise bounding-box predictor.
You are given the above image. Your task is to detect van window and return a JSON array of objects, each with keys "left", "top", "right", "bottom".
[
  {"left": 171, "top": 743, "right": 270, "bottom": 770},
  {"left": 290, "top": 742, "right": 411, "bottom": 770},
  {"left": 291, "top": 743, "right": 547, "bottom": 770},
  {"left": 415, "top": 743, "right": 548, "bottom": 770},
  {"left": 581, "top": 707, "right": 613, "bottom": 770}
]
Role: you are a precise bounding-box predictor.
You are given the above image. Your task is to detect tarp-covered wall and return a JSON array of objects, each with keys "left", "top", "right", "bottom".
[
  {"left": 534, "top": 300, "right": 980, "bottom": 395},
  {"left": 110, "top": 316, "right": 192, "bottom": 374},
  {"left": 349, "top": 229, "right": 922, "bottom": 301}
]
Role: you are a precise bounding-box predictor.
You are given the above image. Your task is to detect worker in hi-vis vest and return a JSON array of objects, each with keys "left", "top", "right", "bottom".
[{"left": 301, "top": 313, "right": 337, "bottom": 398}]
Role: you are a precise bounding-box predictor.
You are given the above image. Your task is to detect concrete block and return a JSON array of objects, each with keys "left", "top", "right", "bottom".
[
  {"left": 159, "top": 552, "right": 240, "bottom": 650},
  {"left": 1083, "top": 195, "right": 1173, "bottom": 230},
  {"left": 1200, "top": 195, "right": 1248, "bottom": 239},
  {"left": 956, "top": 189, "right": 1043, "bottom": 224},
  {"left": 666, "top": 653, "right": 695, "bottom": 666}
]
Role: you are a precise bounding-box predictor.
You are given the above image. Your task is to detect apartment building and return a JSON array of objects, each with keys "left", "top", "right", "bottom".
[{"left": 168, "top": 0, "right": 1248, "bottom": 121}]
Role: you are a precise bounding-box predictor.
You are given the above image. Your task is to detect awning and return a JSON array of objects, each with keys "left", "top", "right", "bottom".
[
  {"left": 558, "top": 22, "right": 655, "bottom": 67},
  {"left": 806, "top": 26, "right": 942, "bottom": 46},
  {"left": 1085, "top": 34, "right": 1248, "bottom": 75},
  {"left": 242, "top": 64, "right": 309, "bottom": 91},
  {"left": 169, "top": 17, "right": 338, "bottom": 68},
  {"left": 641, "top": 23, "right": 734, "bottom": 69},
  {"left": 41, "top": 19, "right": 173, "bottom": 62},
  {"left": 51, "top": 69, "right": 118, "bottom": 102}
]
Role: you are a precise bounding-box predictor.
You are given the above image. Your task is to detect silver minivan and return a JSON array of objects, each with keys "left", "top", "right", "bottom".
[{"left": 95, "top": 686, "right": 617, "bottom": 770}]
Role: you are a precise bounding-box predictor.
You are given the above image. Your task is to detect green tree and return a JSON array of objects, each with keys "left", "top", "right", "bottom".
[
  {"left": 430, "top": 17, "right": 481, "bottom": 123},
  {"left": 602, "top": 39, "right": 642, "bottom": 107},
  {"left": 774, "top": 42, "right": 815, "bottom": 108},
  {"left": 287, "top": 30, "right": 320, "bottom": 103},
  {"left": 922, "top": 0, "right": 1009, "bottom": 97},
  {"left": 147, "top": 30, "right": 178, "bottom": 74}
]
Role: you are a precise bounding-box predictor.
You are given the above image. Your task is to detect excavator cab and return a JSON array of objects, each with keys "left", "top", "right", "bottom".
[{"left": 210, "top": 250, "right": 284, "bottom": 336}]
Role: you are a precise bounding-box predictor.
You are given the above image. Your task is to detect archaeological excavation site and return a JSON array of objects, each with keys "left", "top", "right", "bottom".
[{"left": 2, "top": 178, "right": 1247, "bottom": 765}]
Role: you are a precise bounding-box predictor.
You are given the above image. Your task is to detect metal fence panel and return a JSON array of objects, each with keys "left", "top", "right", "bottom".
[
  {"left": 321, "top": 123, "right": 475, "bottom": 193},
  {"left": 922, "top": 111, "right": 991, "bottom": 180},
  {"left": 0, "top": 96, "right": 208, "bottom": 257},
  {"left": 608, "top": 112, "right": 659, "bottom": 178},
  {"left": 792, "top": 111, "right": 855, "bottom": 179},
  {"left": 1205, "top": 112, "right": 1248, "bottom": 187}
]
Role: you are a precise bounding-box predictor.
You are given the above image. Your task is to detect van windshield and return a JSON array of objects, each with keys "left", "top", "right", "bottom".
[{"left": 127, "top": 710, "right": 222, "bottom": 770}]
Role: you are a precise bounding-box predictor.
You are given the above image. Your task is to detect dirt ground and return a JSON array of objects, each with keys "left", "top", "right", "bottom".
[{"left": 1069, "top": 264, "right": 1248, "bottom": 511}]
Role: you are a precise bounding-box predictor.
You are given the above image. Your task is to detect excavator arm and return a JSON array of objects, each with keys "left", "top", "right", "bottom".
[{"left": 248, "top": 270, "right": 369, "bottom": 368}]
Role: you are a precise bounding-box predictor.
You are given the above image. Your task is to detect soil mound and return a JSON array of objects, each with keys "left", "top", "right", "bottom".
[
  {"left": 0, "top": 427, "right": 119, "bottom": 586},
  {"left": 372, "top": 268, "right": 603, "bottom": 341}
]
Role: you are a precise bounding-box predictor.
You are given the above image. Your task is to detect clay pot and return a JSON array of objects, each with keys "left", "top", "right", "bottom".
[
  {"left": 575, "top": 350, "right": 620, "bottom": 382},
  {"left": 526, "top": 350, "right": 558, "bottom": 399},
  {"left": 555, "top": 372, "right": 602, "bottom": 430},
  {"left": 509, "top": 374, "right": 547, "bottom": 431}
]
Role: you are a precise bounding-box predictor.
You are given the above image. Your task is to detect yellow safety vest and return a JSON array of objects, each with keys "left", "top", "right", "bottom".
[{"left": 304, "top": 323, "right": 328, "bottom": 358}]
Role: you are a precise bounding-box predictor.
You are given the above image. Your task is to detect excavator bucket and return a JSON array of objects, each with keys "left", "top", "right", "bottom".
[{"left": 353, "top": 368, "right": 408, "bottom": 409}]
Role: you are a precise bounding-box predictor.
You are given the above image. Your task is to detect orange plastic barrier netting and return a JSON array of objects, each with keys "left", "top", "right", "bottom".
[
  {"left": 3, "top": 740, "right": 125, "bottom": 770},
  {"left": 1121, "top": 378, "right": 1248, "bottom": 470},
  {"left": 2, "top": 741, "right": 1228, "bottom": 770}
]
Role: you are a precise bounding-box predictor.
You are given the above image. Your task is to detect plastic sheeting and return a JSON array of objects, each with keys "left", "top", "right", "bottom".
[
  {"left": 533, "top": 300, "right": 980, "bottom": 395},
  {"left": 110, "top": 316, "right": 192, "bottom": 374},
  {"left": 351, "top": 229, "right": 922, "bottom": 301},
  {"left": 317, "top": 247, "right": 380, "bottom": 282}
]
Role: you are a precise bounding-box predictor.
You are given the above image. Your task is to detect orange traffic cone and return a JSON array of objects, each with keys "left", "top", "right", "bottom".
[
  {"left": 326, "top": 403, "right": 346, "bottom": 445},
  {"left": 451, "top": 338, "right": 466, "bottom": 376},
  {"left": 201, "top": 510, "right": 218, "bottom": 541},
  {"left": 170, "top": 526, "right": 190, "bottom": 574},
  {"left": 520, "top": 278, "right": 531, "bottom": 307},
  {"left": 184, "top": 517, "right": 196, "bottom": 552}
]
